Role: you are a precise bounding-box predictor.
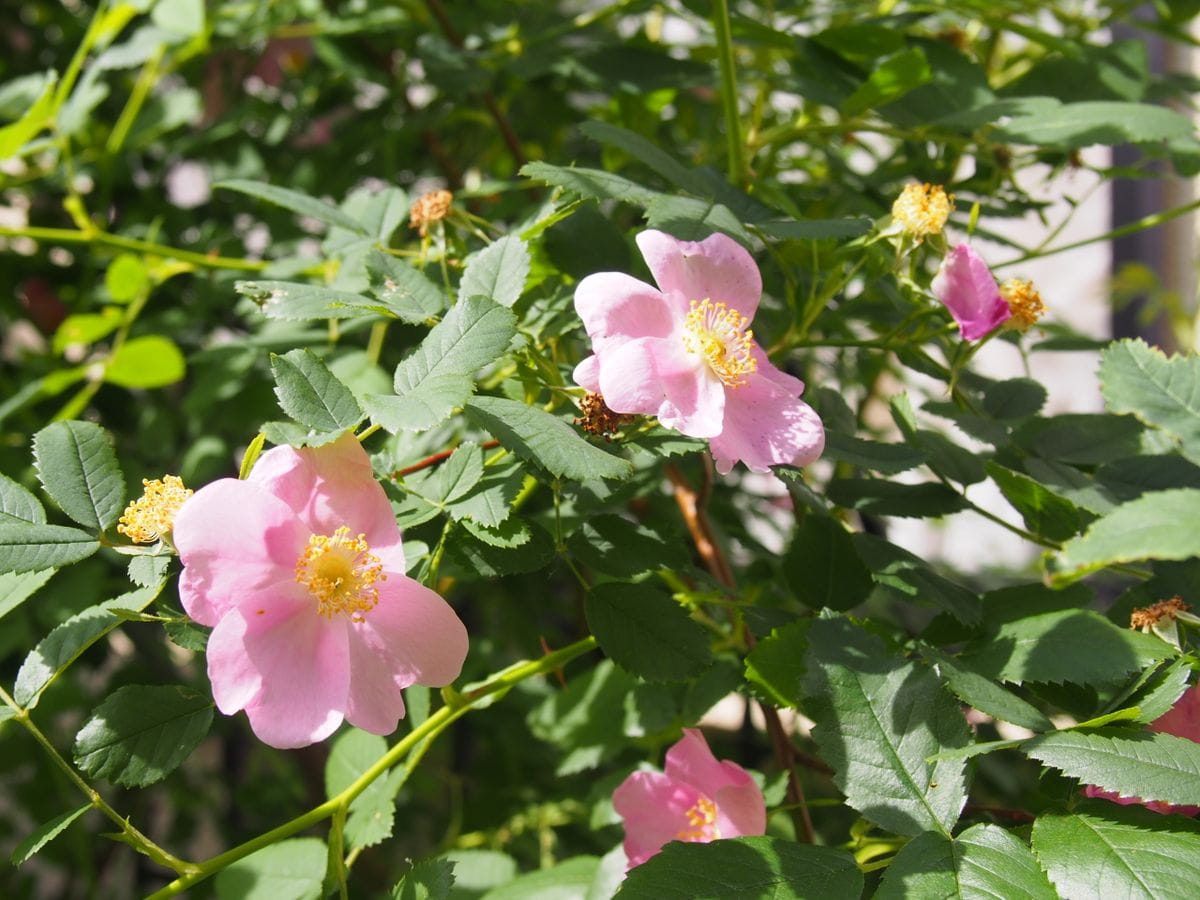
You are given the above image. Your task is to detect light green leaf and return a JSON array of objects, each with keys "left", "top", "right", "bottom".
[
  {"left": 744, "top": 619, "right": 808, "bottom": 709},
  {"left": 440, "top": 851, "right": 516, "bottom": 897},
  {"left": 365, "top": 250, "right": 445, "bottom": 323},
  {"left": 459, "top": 236, "right": 530, "bottom": 308},
  {"left": 426, "top": 443, "right": 485, "bottom": 505},
  {"left": 460, "top": 516, "right": 530, "bottom": 549},
  {"left": 1051, "top": 488, "right": 1200, "bottom": 584},
  {"left": 465, "top": 397, "right": 632, "bottom": 481},
  {"left": 617, "top": 837, "right": 863, "bottom": 900},
  {"left": 73, "top": 685, "right": 213, "bottom": 787},
  {"left": 151, "top": 0, "right": 205, "bottom": 37},
  {"left": 585, "top": 582, "right": 711, "bottom": 682},
  {"left": 215, "top": 837, "right": 327, "bottom": 900},
  {"left": 259, "top": 422, "right": 345, "bottom": 448},
  {"left": 923, "top": 647, "right": 1054, "bottom": 733},
  {"left": 1128, "top": 659, "right": 1192, "bottom": 724},
  {"left": 364, "top": 375, "right": 474, "bottom": 433},
  {"left": 392, "top": 858, "right": 456, "bottom": 900},
  {"left": 10, "top": 805, "right": 90, "bottom": 867},
  {"left": 0, "top": 73, "right": 57, "bottom": 159},
  {"left": 987, "top": 462, "right": 1086, "bottom": 542},
  {"left": 783, "top": 514, "right": 873, "bottom": 611},
  {"left": 270, "top": 349, "right": 363, "bottom": 432},
  {"left": 805, "top": 616, "right": 969, "bottom": 837},
  {"left": 1033, "top": 806, "right": 1200, "bottom": 900},
  {"left": 0, "top": 472, "right": 45, "bottom": 524},
  {"left": 482, "top": 856, "right": 599, "bottom": 900},
  {"left": 33, "top": 420, "right": 126, "bottom": 531},
  {"left": 876, "top": 824, "right": 1057, "bottom": 900},
  {"left": 105, "top": 334, "right": 186, "bottom": 388},
  {"left": 216, "top": 179, "right": 366, "bottom": 233},
  {"left": 0, "top": 524, "right": 98, "bottom": 573},
  {"left": 520, "top": 161, "right": 661, "bottom": 206},
  {"left": 580, "top": 121, "right": 708, "bottom": 197},
  {"left": 1024, "top": 729, "right": 1200, "bottom": 806},
  {"left": 52, "top": 309, "right": 123, "bottom": 353},
  {"left": 104, "top": 254, "right": 150, "bottom": 303},
  {"left": 13, "top": 582, "right": 164, "bottom": 708},
  {"left": 1100, "top": 338, "right": 1200, "bottom": 464},
  {"left": 444, "top": 457, "right": 522, "bottom": 527},
  {"left": 0, "top": 568, "right": 57, "bottom": 621},
  {"left": 997, "top": 101, "right": 1196, "bottom": 147},
  {"left": 236, "top": 281, "right": 384, "bottom": 321},
  {"left": 325, "top": 729, "right": 400, "bottom": 850},
  {"left": 959, "top": 609, "right": 1170, "bottom": 685},
  {"left": 842, "top": 47, "right": 932, "bottom": 116}
]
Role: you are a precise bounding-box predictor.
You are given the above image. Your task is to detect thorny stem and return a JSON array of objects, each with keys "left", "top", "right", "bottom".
[
  {"left": 147, "top": 636, "right": 600, "bottom": 898},
  {"left": 663, "top": 463, "right": 817, "bottom": 844}
]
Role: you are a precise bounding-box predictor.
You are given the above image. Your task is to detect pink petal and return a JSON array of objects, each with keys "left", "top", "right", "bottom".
[
  {"left": 931, "top": 244, "right": 1011, "bottom": 341},
  {"left": 665, "top": 729, "right": 747, "bottom": 794},
  {"left": 573, "top": 354, "right": 601, "bottom": 393},
  {"left": 1151, "top": 684, "right": 1200, "bottom": 743},
  {"left": 636, "top": 230, "right": 762, "bottom": 321},
  {"left": 708, "top": 359, "right": 825, "bottom": 474},
  {"left": 596, "top": 337, "right": 725, "bottom": 438},
  {"left": 250, "top": 433, "right": 401, "bottom": 550},
  {"left": 208, "top": 604, "right": 351, "bottom": 749},
  {"left": 574, "top": 271, "right": 678, "bottom": 356},
  {"left": 173, "top": 479, "right": 310, "bottom": 626},
  {"left": 613, "top": 770, "right": 707, "bottom": 869},
  {"left": 713, "top": 781, "right": 768, "bottom": 839},
  {"left": 350, "top": 575, "right": 468, "bottom": 687}
]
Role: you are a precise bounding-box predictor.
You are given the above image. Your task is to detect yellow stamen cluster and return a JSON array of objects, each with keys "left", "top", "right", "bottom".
[
  {"left": 676, "top": 796, "right": 720, "bottom": 842},
  {"left": 574, "top": 391, "right": 632, "bottom": 439},
  {"left": 682, "top": 299, "right": 757, "bottom": 388},
  {"left": 409, "top": 189, "right": 453, "bottom": 236},
  {"left": 117, "top": 475, "right": 192, "bottom": 544},
  {"left": 1000, "top": 279, "right": 1045, "bottom": 330},
  {"left": 1131, "top": 596, "right": 1190, "bottom": 630},
  {"left": 294, "top": 526, "right": 386, "bottom": 621},
  {"left": 892, "top": 183, "right": 953, "bottom": 238}
]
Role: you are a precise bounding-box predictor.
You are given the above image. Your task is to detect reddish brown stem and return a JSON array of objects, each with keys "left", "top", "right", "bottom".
[
  {"left": 391, "top": 440, "right": 500, "bottom": 479},
  {"left": 664, "top": 462, "right": 816, "bottom": 844}
]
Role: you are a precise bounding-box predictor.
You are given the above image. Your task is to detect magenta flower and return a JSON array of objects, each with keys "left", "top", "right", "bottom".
[
  {"left": 172, "top": 433, "right": 468, "bottom": 749},
  {"left": 1084, "top": 683, "right": 1200, "bottom": 815},
  {"left": 930, "top": 243, "right": 1011, "bottom": 341},
  {"left": 572, "top": 230, "right": 824, "bottom": 475},
  {"left": 612, "top": 728, "right": 766, "bottom": 869}
]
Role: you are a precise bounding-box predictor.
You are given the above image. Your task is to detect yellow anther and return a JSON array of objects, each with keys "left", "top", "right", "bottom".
[
  {"left": 892, "top": 183, "right": 953, "bottom": 238},
  {"left": 676, "top": 796, "right": 721, "bottom": 842},
  {"left": 294, "top": 526, "right": 386, "bottom": 619},
  {"left": 1000, "top": 279, "right": 1045, "bottom": 330},
  {"left": 117, "top": 475, "right": 192, "bottom": 544},
  {"left": 682, "top": 299, "right": 757, "bottom": 388}
]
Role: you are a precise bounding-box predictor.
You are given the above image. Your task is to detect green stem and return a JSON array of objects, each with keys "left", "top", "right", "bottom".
[
  {"left": 147, "top": 637, "right": 599, "bottom": 898},
  {"left": 0, "top": 224, "right": 272, "bottom": 272},
  {"left": 105, "top": 46, "right": 165, "bottom": 155},
  {"left": 712, "top": 0, "right": 745, "bottom": 185}
]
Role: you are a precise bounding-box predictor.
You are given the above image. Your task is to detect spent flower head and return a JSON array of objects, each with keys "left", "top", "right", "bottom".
[
  {"left": 117, "top": 475, "right": 192, "bottom": 544},
  {"left": 410, "top": 189, "right": 453, "bottom": 237},
  {"left": 892, "top": 182, "right": 953, "bottom": 239}
]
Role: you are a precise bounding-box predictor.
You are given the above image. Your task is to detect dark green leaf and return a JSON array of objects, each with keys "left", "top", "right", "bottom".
[
  {"left": 236, "top": 281, "right": 384, "bottom": 321},
  {"left": 73, "top": 685, "right": 213, "bottom": 787},
  {"left": 392, "top": 858, "right": 455, "bottom": 900},
  {"left": 756, "top": 218, "right": 873, "bottom": 240},
  {"left": 365, "top": 249, "right": 445, "bottom": 323},
  {"left": 585, "top": 582, "right": 711, "bottom": 682},
  {"left": 0, "top": 568, "right": 57, "bottom": 621},
  {"left": 745, "top": 620, "right": 809, "bottom": 709},
  {"left": 271, "top": 349, "right": 363, "bottom": 432},
  {"left": 0, "top": 472, "right": 45, "bottom": 524},
  {"left": 1095, "top": 454, "right": 1200, "bottom": 502},
  {"left": 1015, "top": 413, "right": 1144, "bottom": 465},
  {"left": 520, "top": 161, "right": 661, "bottom": 206},
  {"left": 842, "top": 47, "right": 933, "bottom": 116},
  {"left": 567, "top": 515, "right": 688, "bottom": 578},
  {"left": 987, "top": 462, "right": 1086, "bottom": 542},
  {"left": 783, "top": 514, "right": 873, "bottom": 611},
  {"left": 11, "top": 805, "right": 89, "bottom": 866},
  {"left": 854, "top": 534, "right": 980, "bottom": 624},
  {"left": 821, "top": 432, "right": 925, "bottom": 474},
  {"left": 827, "top": 479, "right": 968, "bottom": 518},
  {"left": 923, "top": 647, "right": 1054, "bottom": 732},
  {"left": 33, "top": 420, "right": 125, "bottom": 531},
  {"left": 983, "top": 378, "right": 1047, "bottom": 420},
  {"left": 0, "top": 523, "right": 99, "bottom": 573}
]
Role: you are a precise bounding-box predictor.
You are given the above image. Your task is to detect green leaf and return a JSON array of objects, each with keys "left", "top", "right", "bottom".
[
  {"left": 10, "top": 805, "right": 89, "bottom": 866},
  {"left": 105, "top": 334, "right": 186, "bottom": 388},
  {"left": 644, "top": 196, "right": 752, "bottom": 247},
  {"left": 876, "top": 824, "right": 1057, "bottom": 900},
  {"left": 271, "top": 349, "right": 364, "bottom": 432},
  {"left": 0, "top": 73, "right": 56, "bottom": 159},
  {"left": 1033, "top": 806, "right": 1200, "bottom": 900},
  {"left": 13, "top": 582, "right": 164, "bottom": 708},
  {"left": 392, "top": 858, "right": 456, "bottom": 900},
  {"left": 1024, "top": 729, "right": 1200, "bottom": 806},
  {"left": 0, "top": 472, "right": 46, "bottom": 524},
  {"left": 756, "top": 218, "right": 873, "bottom": 240},
  {"left": 236, "top": 281, "right": 384, "bottom": 321},
  {"left": 983, "top": 378, "right": 1047, "bottom": 420},
  {"left": 842, "top": 47, "right": 933, "bottom": 116},
  {"left": 444, "top": 458, "right": 523, "bottom": 527},
  {"left": 364, "top": 375, "right": 474, "bottom": 433},
  {"left": 482, "top": 856, "right": 599, "bottom": 900},
  {"left": 33, "top": 420, "right": 126, "bottom": 531},
  {"left": 465, "top": 397, "right": 632, "bottom": 481},
  {"left": 585, "top": 582, "right": 711, "bottom": 682},
  {"left": 1128, "top": 659, "right": 1192, "bottom": 724},
  {"left": 854, "top": 534, "right": 980, "bottom": 624},
  {"left": 446, "top": 522, "right": 556, "bottom": 578},
  {"left": 1016, "top": 413, "right": 1144, "bottom": 464},
  {"left": 821, "top": 432, "right": 925, "bottom": 474},
  {"left": 326, "top": 729, "right": 400, "bottom": 850},
  {"left": 617, "top": 837, "right": 863, "bottom": 900},
  {"left": 997, "top": 101, "right": 1196, "bottom": 147},
  {"left": 923, "top": 648, "right": 1054, "bottom": 732},
  {"left": 104, "top": 254, "right": 150, "bottom": 303},
  {"left": 215, "top": 837, "right": 327, "bottom": 900},
  {"left": 215, "top": 179, "right": 366, "bottom": 233},
  {"left": 0, "top": 568, "right": 57, "bottom": 621},
  {"left": 520, "top": 161, "right": 661, "bottom": 206},
  {"left": 987, "top": 462, "right": 1086, "bottom": 542},
  {"left": 580, "top": 121, "right": 708, "bottom": 197},
  {"left": 1095, "top": 454, "right": 1200, "bottom": 502},
  {"left": 1051, "top": 489, "right": 1200, "bottom": 584},
  {"left": 458, "top": 236, "right": 530, "bottom": 308},
  {"left": 152, "top": 0, "right": 205, "bottom": 37},
  {"left": 0, "top": 523, "right": 99, "bottom": 573},
  {"left": 365, "top": 250, "right": 445, "bottom": 323},
  {"left": 1100, "top": 338, "right": 1200, "bottom": 464},
  {"left": 959, "top": 609, "right": 1171, "bottom": 686},
  {"left": 827, "top": 478, "right": 968, "bottom": 518},
  {"left": 745, "top": 619, "right": 809, "bottom": 709},
  {"left": 783, "top": 514, "right": 874, "bottom": 611},
  {"left": 73, "top": 685, "right": 213, "bottom": 787},
  {"left": 567, "top": 515, "right": 688, "bottom": 578},
  {"left": 805, "top": 616, "right": 969, "bottom": 837},
  {"left": 259, "top": 422, "right": 345, "bottom": 448}
]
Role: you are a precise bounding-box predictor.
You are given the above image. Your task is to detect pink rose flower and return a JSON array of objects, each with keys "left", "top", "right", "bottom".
[
  {"left": 612, "top": 728, "right": 766, "bottom": 869},
  {"left": 573, "top": 230, "right": 824, "bottom": 475},
  {"left": 1084, "top": 683, "right": 1200, "bottom": 815},
  {"left": 172, "top": 433, "right": 468, "bottom": 749},
  {"left": 930, "top": 243, "right": 1011, "bottom": 341}
]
